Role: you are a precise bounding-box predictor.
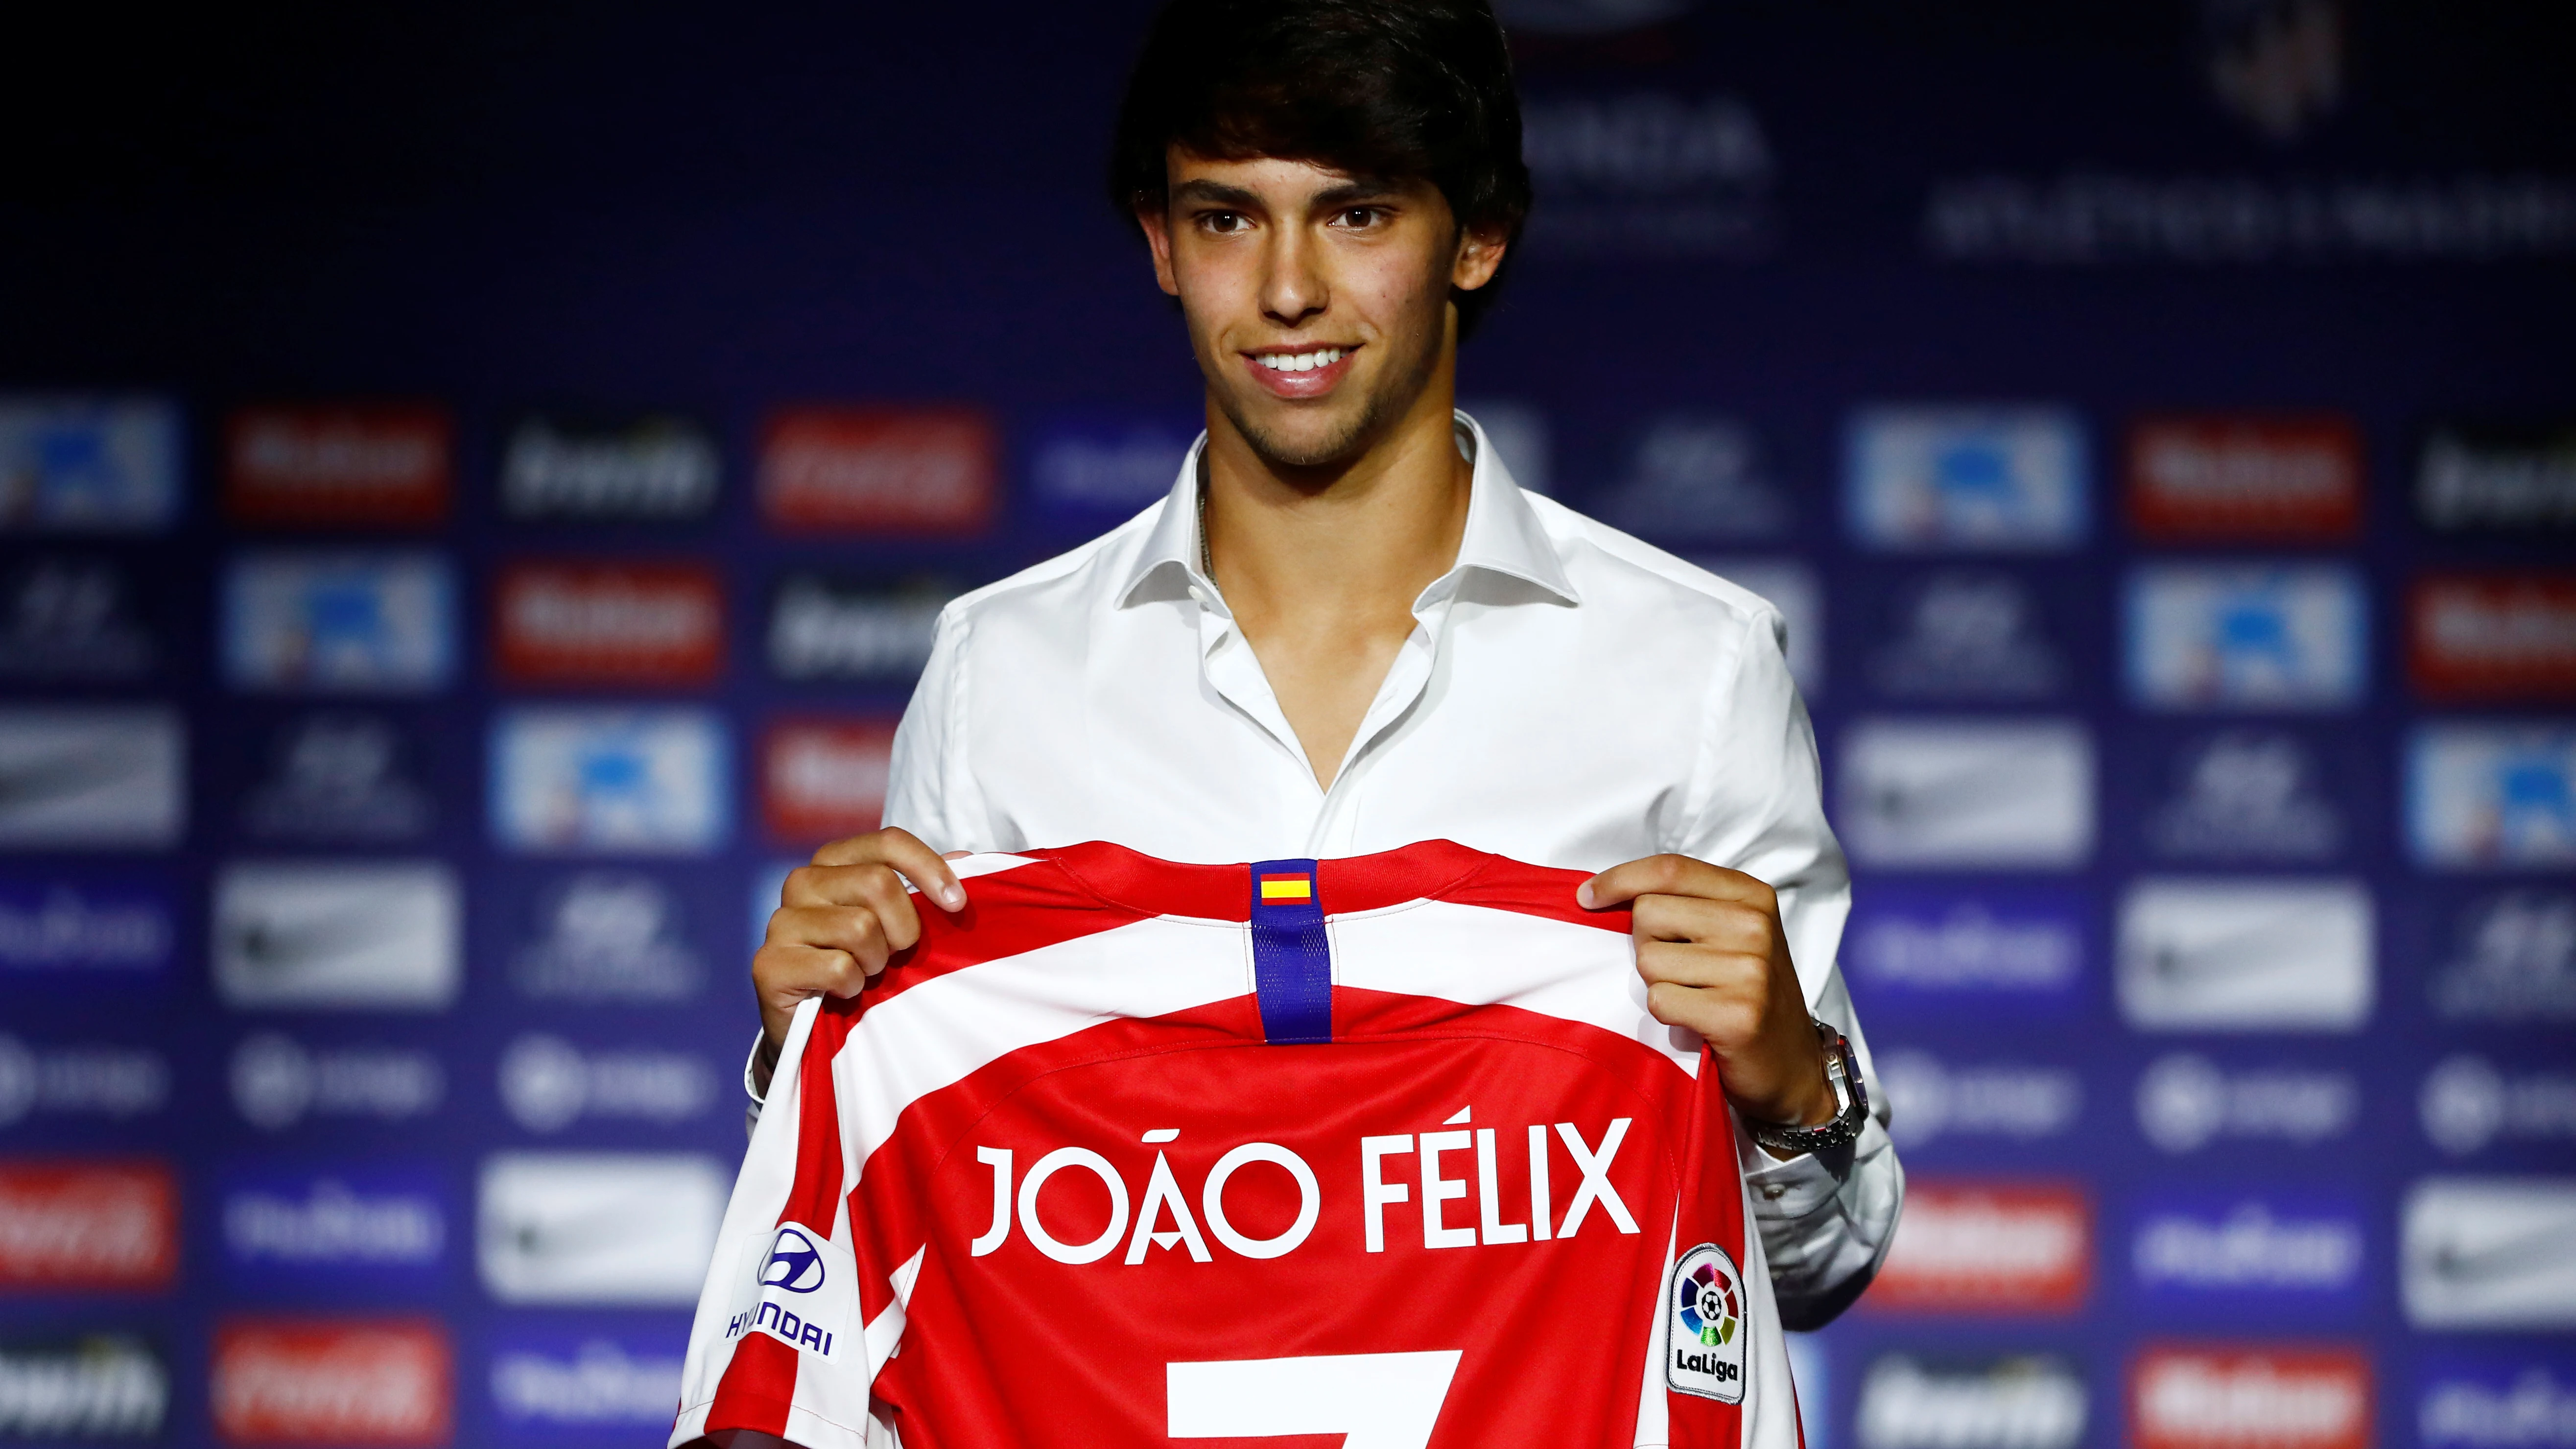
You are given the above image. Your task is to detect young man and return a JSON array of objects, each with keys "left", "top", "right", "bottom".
[{"left": 734, "top": 0, "right": 1896, "bottom": 1415}]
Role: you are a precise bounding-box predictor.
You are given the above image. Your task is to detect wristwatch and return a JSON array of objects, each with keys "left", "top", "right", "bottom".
[{"left": 1749, "top": 1019, "right": 1870, "bottom": 1158}]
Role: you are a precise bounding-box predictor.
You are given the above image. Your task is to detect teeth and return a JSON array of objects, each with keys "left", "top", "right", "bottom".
[{"left": 1259, "top": 348, "right": 1344, "bottom": 373}]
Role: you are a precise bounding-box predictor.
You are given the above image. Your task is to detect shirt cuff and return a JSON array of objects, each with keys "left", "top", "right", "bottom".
[{"left": 1743, "top": 1143, "right": 1845, "bottom": 1222}]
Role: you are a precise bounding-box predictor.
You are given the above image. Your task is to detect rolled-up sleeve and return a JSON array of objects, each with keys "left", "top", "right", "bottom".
[{"left": 1680, "top": 603, "right": 1904, "bottom": 1328}]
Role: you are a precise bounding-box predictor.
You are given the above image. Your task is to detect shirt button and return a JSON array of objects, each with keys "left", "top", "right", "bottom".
[{"left": 1761, "top": 1185, "right": 1788, "bottom": 1200}]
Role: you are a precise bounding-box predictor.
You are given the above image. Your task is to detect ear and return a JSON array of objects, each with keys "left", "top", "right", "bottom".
[
  {"left": 1136, "top": 201, "right": 1182, "bottom": 298},
  {"left": 1451, "top": 220, "right": 1509, "bottom": 292}
]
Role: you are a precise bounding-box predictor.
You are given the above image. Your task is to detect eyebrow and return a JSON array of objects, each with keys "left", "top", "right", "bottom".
[
  {"left": 1168, "top": 174, "right": 1412, "bottom": 212},
  {"left": 1171, "top": 179, "right": 1261, "bottom": 209}
]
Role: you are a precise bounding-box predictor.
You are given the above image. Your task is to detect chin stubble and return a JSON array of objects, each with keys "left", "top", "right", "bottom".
[{"left": 1211, "top": 318, "right": 1445, "bottom": 474}]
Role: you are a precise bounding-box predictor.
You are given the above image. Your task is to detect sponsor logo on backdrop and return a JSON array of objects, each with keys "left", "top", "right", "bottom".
[
  {"left": 229, "top": 1034, "right": 444, "bottom": 1132},
  {"left": 759, "top": 406, "right": 996, "bottom": 534},
  {"left": 1839, "top": 719, "right": 2095, "bottom": 869},
  {"left": 489, "top": 706, "right": 729, "bottom": 855},
  {"left": 0, "top": 1161, "right": 177, "bottom": 1289},
  {"left": 241, "top": 713, "right": 433, "bottom": 842},
  {"left": 496, "top": 1035, "right": 715, "bottom": 1133},
  {"left": 0, "top": 1036, "right": 168, "bottom": 1128},
  {"left": 213, "top": 861, "right": 459, "bottom": 1010},
  {"left": 513, "top": 871, "right": 703, "bottom": 1002},
  {"left": 1845, "top": 888, "right": 2085, "bottom": 1012},
  {"left": 2412, "top": 575, "right": 2576, "bottom": 701},
  {"left": 2117, "top": 879, "right": 2372, "bottom": 1031},
  {"left": 1927, "top": 172, "right": 2576, "bottom": 265},
  {"left": 0, "top": 708, "right": 183, "bottom": 850},
  {"left": 2433, "top": 890, "right": 2576, "bottom": 1022},
  {"left": 2419, "top": 425, "right": 2576, "bottom": 532},
  {"left": 2126, "top": 414, "right": 2363, "bottom": 540},
  {"left": 488, "top": 1330, "right": 686, "bottom": 1438},
  {"left": 2409, "top": 725, "right": 2576, "bottom": 869},
  {"left": 1518, "top": 92, "right": 1775, "bottom": 259},
  {"left": 762, "top": 717, "right": 898, "bottom": 842},
  {"left": 1596, "top": 416, "right": 1790, "bottom": 542},
  {"left": 0, "top": 396, "right": 182, "bottom": 533},
  {"left": 2131, "top": 1194, "right": 2365, "bottom": 1302},
  {"left": 2403, "top": 1178, "right": 2576, "bottom": 1329},
  {"left": 222, "top": 551, "right": 455, "bottom": 693},
  {"left": 494, "top": 561, "right": 724, "bottom": 686},
  {"left": 2146, "top": 730, "right": 2344, "bottom": 861},
  {"left": 2136, "top": 1054, "right": 2356, "bottom": 1154},
  {"left": 211, "top": 1317, "right": 450, "bottom": 1446},
  {"left": 0, "top": 556, "right": 156, "bottom": 680},
  {"left": 476, "top": 1152, "right": 725, "bottom": 1304},
  {"left": 2421, "top": 1056, "right": 2576, "bottom": 1156},
  {"left": 767, "top": 573, "right": 953, "bottom": 684},
  {"left": 499, "top": 412, "right": 719, "bottom": 521},
  {"left": 1867, "top": 570, "right": 2066, "bottom": 701},
  {"left": 1878, "top": 1050, "right": 2082, "bottom": 1151},
  {"left": 0, "top": 874, "right": 172, "bottom": 983},
  {"left": 1855, "top": 1354, "right": 2087, "bottom": 1449},
  {"left": 1025, "top": 414, "right": 1195, "bottom": 523},
  {"left": 2130, "top": 1345, "right": 2370, "bottom": 1449},
  {"left": 1697, "top": 558, "right": 1821, "bottom": 693},
  {"left": 2418, "top": 1361, "right": 2576, "bottom": 1449},
  {"left": 1845, "top": 408, "right": 2088, "bottom": 552},
  {"left": 220, "top": 1163, "right": 446, "bottom": 1284},
  {"left": 1868, "top": 1180, "right": 2090, "bottom": 1314},
  {"left": 225, "top": 405, "right": 451, "bottom": 528},
  {"left": 2126, "top": 563, "right": 2365, "bottom": 710},
  {"left": 0, "top": 1334, "right": 167, "bottom": 1440}
]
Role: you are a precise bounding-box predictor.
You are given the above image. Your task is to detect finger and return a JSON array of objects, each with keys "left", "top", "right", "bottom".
[
  {"left": 764, "top": 905, "right": 894, "bottom": 974},
  {"left": 752, "top": 941, "right": 869, "bottom": 1010},
  {"left": 1634, "top": 939, "right": 1768, "bottom": 993},
  {"left": 1630, "top": 894, "right": 1771, "bottom": 950},
  {"left": 1644, "top": 980, "right": 1762, "bottom": 1046},
  {"left": 1579, "top": 855, "right": 1775, "bottom": 913},
  {"left": 808, "top": 828, "right": 967, "bottom": 911},
  {"left": 780, "top": 862, "right": 899, "bottom": 908}
]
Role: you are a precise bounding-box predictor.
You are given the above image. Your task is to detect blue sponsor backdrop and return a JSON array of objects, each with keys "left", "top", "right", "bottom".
[{"left": 1, "top": 2, "right": 2572, "bottom": 1446}]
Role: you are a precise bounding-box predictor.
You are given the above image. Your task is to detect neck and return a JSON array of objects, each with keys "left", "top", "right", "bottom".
[{"left": 1199, "top": 367, "right": 1472, "bottom": 624}]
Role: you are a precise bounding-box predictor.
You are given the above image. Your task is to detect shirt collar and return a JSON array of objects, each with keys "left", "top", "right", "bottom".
[{"left": 1117, "top": 408, "right": 1580, "bottom": 610}]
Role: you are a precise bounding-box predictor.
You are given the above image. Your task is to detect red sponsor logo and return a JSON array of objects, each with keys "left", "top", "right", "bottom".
[
  {"left": 494, "top": 561, "right": 725, "bottom": 686},
  {"left": 763, "top": 717, "right": 898, "bottom": 842},
  {"left": 0, "top": 1160, "right": 178, "bottom": 1291},
  {"left": 2410, "top": 573, "right": 2576, "bottom": 700},
  {"left": 1865, "top": 1179, "right": 2090, "bottom": 1313},
  {"left": 759, "top": 407, "right": 996, "bottom": 534},
  {"left": 213, "top": 1317, "right": 450, "bottom": 1446},
  {"left": 2130, "top": 1344, "right": 2371, "bottom": 1449},
  {"left": 2126, "top": 415, "right": 2363, "bottom": 541},
  {"left": 226, "top": 405, "right": 453, "bottom": 527}
]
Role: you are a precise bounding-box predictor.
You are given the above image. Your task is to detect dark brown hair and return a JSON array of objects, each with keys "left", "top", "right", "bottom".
[{"left": 1108, "top": 0, "right": 1533, "bottom": 339}]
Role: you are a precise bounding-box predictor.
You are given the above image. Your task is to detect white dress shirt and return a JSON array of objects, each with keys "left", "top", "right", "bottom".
[{"left": 774, "top": 412, "right": 1900, "bottom": 1325}]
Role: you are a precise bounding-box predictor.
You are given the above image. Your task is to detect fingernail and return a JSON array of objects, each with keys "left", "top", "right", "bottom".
[
  {"left": 940, "top": 886, "right": 966, "bottom": 910},
  {"left": 1576, "top": 881, "right": 1597, "bottom": 910}
]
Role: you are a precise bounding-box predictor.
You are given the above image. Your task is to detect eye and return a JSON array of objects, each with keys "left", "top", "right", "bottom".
[
  {"left": 1199, "top": 211, "right": 1248, "bottom": 234},
  {"left": 1336, "top": 207, "right": 1384, "bottom": 230}
]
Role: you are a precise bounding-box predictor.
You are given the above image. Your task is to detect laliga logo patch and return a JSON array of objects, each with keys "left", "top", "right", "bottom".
[{"left": 1668, "top": 1242, "right": 1748, "bottom": 1403}]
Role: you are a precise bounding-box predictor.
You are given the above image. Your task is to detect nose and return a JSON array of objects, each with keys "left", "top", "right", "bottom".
[{"left": 1257, "top": 220, "right": 1326, "bottom": 329}]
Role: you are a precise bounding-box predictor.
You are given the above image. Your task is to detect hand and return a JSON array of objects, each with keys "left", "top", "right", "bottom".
[
  {"left": 1579, "top": 855, "right": 1834, "bottom": 1138},
  {"left": 752, "top": 828, "right": 967, "bottom": 1058}
]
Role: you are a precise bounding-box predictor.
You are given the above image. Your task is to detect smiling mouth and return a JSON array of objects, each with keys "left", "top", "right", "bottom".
[{"left": 1241, "top": 344, "right": 1359, "bottom": 399}]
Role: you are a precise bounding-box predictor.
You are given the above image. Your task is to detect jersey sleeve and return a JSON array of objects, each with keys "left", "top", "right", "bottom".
[
  {"left": 670, "top": 994, "right": 910, "bottom": 1449},
  {"left": 1632, "top": 1047, "right": 1805, "bottom": 1449}
]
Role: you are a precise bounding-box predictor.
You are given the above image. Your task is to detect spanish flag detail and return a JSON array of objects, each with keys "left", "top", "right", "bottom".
[{"left": 1258, "top": 873, "right": 1314, "bottom": 903}]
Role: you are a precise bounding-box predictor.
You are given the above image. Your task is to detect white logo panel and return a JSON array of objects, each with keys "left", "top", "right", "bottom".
[
  {"left": 2409, "top": 724, "right": 2576, "bottom": 870},
  {"left": 0, "top": 708, "right": 183, "bottom": 848},
  {"left": 2403, "top": 1178, "right": 2576, "bottom": 1330},
  {"left": 1846, "top": 407, "right": 2089, "bottom": 551},
  {"left": 490, "top": 707, "right": 729, "bottom": 855},
  {"left": 213, "top": 861, "right": 459, "bottom": 1011},
  {"left": 1840, "top": 718, "right": 2095, "bottom": 868},
  {"left": 477, "top": 1151, "right": 725, "bottom": 1305},
  {"left": 2117, "top": 879, "right": 2373, "bottom": 1032},
  {"left": 222, "top": 551, "right": 455, "bottom": 693}
]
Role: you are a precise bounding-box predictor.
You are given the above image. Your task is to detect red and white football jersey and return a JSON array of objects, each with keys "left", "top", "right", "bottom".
[{"left": 672, "top": 840, "right": 1800, "bottom": 1449}]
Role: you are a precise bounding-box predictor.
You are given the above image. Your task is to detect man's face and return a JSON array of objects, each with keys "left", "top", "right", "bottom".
[{"left": 1139, "top": 148, "right": 1505, "bottom": 472}]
